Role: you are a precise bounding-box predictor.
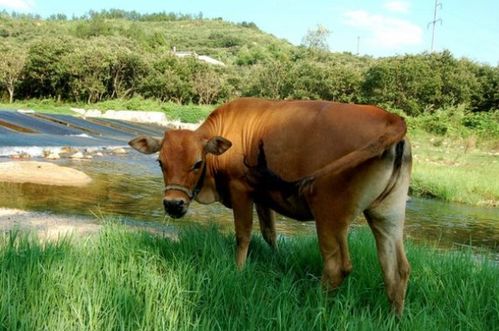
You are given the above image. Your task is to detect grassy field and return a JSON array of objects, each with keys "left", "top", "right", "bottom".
[
  {"left": 410, "top": 131, "right": 499, "bottom": 207},
  {"left": 0, "top": 224, "right": 497, "bottom": 330}
]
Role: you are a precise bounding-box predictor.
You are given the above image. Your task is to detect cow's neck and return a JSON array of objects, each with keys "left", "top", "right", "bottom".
[
  {"left": 193, "top": 116, "right": 224, "bottom": 205},
  {"left": 194, "top": 172, "right": 219, "bottom": 204}
]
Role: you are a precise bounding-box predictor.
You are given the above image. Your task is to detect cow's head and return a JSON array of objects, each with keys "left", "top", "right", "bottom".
[{"left": 129, "top": 130, "right": 232, "bottom": 218}]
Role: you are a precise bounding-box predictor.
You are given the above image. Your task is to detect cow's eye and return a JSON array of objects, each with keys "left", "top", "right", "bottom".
[{"left": 192, "top": 160, "right": 203, "bottom": 172}]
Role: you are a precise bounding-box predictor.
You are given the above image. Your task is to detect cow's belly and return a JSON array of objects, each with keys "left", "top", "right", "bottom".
[{"left": 253, "top": 190, "right": 313, "bottom": 221}]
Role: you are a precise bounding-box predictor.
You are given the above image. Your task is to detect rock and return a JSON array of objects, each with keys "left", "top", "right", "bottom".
[
  {"left": 84, "top": 147, "right": 98, "bottom": 153},
  {"left": 11, "top": 152, "right": 30, "bottom": 159},
  {"left": 94, "top": 152, "right": 103, "bottom": 157},
  {"left": 42, "top": 149, "right": 52, "bottom": 158},
  {"left": 70, "top": 152, "right": 84, "bottom": 159},
  {"left": 0, "top": 161, "right": 92, "bottom": 187},
  {"left": 112, "top": 148, "right": 127, "bottom": 154},
  {"left": 45, "top": 153, "right": 60, "bottom": 160},
  {"left": 67, "top": 107, "right": 202, "bottom": 129},
  {"left": 166, "top": 120, "right": 201, "bottom": 130},
  {"left": 84, "top": 109, "right": 102, "bottom": 118},
  {"left": 83, "top": 154, "right": 93, "bottom": 159},
  {"left": 17, "top": 109, "right": 35, "bottom": 114},
  {"left": 60, "top": 146, "right": 78, "bottom": 154},
  {"left": 70, "top": 107, "right": 86, "bottom": 115},
  {"left": 103, "top": 110, "right": 167, "bottom": 124}
]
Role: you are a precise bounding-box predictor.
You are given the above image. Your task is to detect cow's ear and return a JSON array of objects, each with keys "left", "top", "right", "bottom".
[
  {"left": 128, "top": 135, "right": 163, "bottom": 154},
  {"left": 205, "top": 136, "right": 232, "bottom": 155}
]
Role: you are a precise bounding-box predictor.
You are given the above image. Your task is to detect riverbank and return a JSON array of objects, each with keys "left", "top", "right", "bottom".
[
  {"left": 0, "top": 208, "right": 100, "bottom": 240},
  {"left": 0, "top": 224, "right": 497, "bottom": 330},
  {"left": 0, "top": 208, "right": 175, "bottom": 240},
  {"left": 0, "top": 98, "right": 212, "bottom": 124}
]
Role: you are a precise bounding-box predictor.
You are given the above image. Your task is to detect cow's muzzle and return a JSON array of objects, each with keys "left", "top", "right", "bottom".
[{"left": 163, "top": 198, "right": 188, "bottom": 218}]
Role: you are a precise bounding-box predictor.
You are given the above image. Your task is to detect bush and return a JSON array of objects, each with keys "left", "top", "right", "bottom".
[
  {"left": 462, "top": 111, "right": 499, "bottom": 138},
  {"left": 411, "top": 105, "right": 499, "bottom": 139},
  {"left": 161, "top": 103, "right": 212, "bottom": 123}
]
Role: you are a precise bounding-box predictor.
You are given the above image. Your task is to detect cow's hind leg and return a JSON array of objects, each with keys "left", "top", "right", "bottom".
[
  {"left": 317, "top": 222, "right": 352, "bottom": 291},
  {"left": 364, "top": 194, "right": 410, "bottom": 315},
  {"left": 312, "top": 202, "right": 354, "bottom": 291},
  {"left": 255, "top": 203, "right": 277, "bottom": 249}
]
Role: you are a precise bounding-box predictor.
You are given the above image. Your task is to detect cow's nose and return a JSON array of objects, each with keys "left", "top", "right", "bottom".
[{"left": 163, "top": 199, "right": 187, "bottom": 218}]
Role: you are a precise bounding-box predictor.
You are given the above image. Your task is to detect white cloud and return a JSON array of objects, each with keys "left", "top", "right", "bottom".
[
  {"left": 0, "top": 0, "right": 34, "bottom": 10},
  {"left": 384, "top": 1, "right": 410, "bottom": 13},
  {"left": 343, "top": 10, "right": 422, "bottom": 49}
]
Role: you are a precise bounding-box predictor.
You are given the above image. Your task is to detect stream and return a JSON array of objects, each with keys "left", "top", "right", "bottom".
[{"left": 1, "top": 152, "right": 497, "bottom": 259}]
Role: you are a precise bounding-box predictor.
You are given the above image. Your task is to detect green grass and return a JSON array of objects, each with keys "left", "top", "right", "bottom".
[
  {"left": 160, "top": 103, "right": 212, "bottom": 123},
  {"left": 0, "top": 99, "right": 75, "bottom": 115},
  {"left": 0, "top": 224, "right": 497, "bottom": 330}
]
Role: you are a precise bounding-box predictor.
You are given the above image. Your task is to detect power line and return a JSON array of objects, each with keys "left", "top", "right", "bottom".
[{"left": 427, "top": 0, "right": 443, "bottom": 52}]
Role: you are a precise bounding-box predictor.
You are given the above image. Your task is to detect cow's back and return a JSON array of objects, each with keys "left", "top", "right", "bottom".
[{"left": 203, "top": 98, "right": 402, "bottom": 181}]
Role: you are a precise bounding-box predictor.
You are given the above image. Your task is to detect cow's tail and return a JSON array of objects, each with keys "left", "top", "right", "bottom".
[{"left": 298, "top": 115, "right": 407, "bottom": 196}]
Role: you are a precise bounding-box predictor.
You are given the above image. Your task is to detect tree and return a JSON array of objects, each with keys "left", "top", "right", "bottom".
[
  {"left": 0, "top": 43, "right": 26, "bottom": 103},
  {"left": 140, "top": 55, "right": 198, "bottom": 103},
  {"left": 363, "top": 54, "right": 445, "bottom": 115},
  {"left": 21, "top": 37, "right": 74, "bottom": 100},
  {"left": 105, "top": 38, "right": 147, "bottom": 99},
  {"left": 193, "top": 67, "right": 224, "bottom": 104},
  {"left": 301, "top": 24, "right": 331, "bottom": 51},
  {"left": 472, "top": 65, "right": 499, "bottom": 112},
  {"left": 245, "top": 58, "right": 292, "bottom": 99},
  {"left": 63, "top": 42, "right": 111, "bottom": 103}
]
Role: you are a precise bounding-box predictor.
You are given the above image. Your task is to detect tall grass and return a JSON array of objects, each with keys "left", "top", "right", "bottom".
[
  {"left": 410, "top": 132, "right": 499, "bottom": 207},
  {"left": 412, "top": 161, "right": 499, "bottom": 206},
  {"left": 0, "top": 225, "right": 497, "bottom": 330}
]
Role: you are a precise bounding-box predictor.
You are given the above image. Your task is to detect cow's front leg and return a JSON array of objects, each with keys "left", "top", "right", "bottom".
[
  {"left": 230, "top": 184, "right": 254, "bottom": 268},
  {"left": 256, "top": 203, "right": 277, "bottom": 249}
]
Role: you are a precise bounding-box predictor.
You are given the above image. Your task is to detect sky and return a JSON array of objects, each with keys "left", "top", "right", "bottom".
[{"left": 1, "top": 0, "right": 498, "bottom": 65}]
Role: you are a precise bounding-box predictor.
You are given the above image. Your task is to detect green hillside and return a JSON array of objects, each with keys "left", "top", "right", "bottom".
[
  {"left": 0, "top": 11, "right": 294, "bottom": 64},
  {"left": 0, "top": 10, "right": 497, "bottom": 118}
]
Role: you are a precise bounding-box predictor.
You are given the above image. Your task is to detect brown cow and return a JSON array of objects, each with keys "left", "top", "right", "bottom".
[{"left": 129, "top": 97, "right": 412, "bottom": 314}]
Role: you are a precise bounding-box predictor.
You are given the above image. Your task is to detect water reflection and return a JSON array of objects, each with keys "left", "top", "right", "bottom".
[
  {"left": 405, "top": 198, "right": 498, "bottom": 252},
  {"left": 0, "top": 154, "right": 497, "bottom": 257}
]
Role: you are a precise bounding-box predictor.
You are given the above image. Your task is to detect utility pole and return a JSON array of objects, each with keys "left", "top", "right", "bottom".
[
  {"left": 356, "top": 36, "right": 360, "bottom": 55},
  {"left": 427, "top": 0, "right": 442, "bottom": 52}
]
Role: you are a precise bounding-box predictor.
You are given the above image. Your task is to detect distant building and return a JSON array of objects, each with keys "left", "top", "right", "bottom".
[{"left": 172, "top": 47, "right": 225, "bottom": 66}]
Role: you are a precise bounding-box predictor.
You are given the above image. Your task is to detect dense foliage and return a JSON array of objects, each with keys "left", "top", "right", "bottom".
[{"left": 0, "top": 10, "right": 497, "bottom": 115}]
